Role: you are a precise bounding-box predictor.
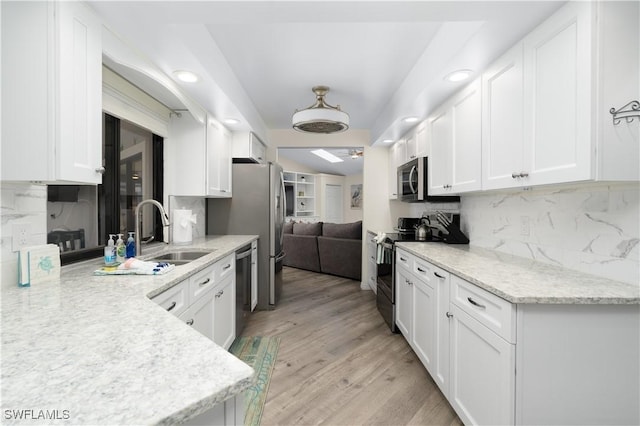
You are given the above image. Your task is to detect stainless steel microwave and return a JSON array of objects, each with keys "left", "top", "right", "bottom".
[{"left": 397, "top": 157, "right": 460, "bottom": 203}]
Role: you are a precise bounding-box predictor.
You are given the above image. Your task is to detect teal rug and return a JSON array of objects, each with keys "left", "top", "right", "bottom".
[{"left": 229, "top": 336, "right": 280, "bottom": 426}]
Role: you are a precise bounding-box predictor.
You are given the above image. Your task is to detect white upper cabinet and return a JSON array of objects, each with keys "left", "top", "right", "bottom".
[
  {"left": 387, "top": 142, "right": 401, "bottom": 199},
  {"left": 482, "top": 1, "right": 639, "bottom": 189},
  {"left": 232, "top": 131, "right": 267, "bottom": 164},
  {"left": 482, "top": 43, "right": 525, "bottom": 190},
  {"left": 207, "top": 120, "right": 232, "bottom": 197},
  {"left": 429, "top": 79, "right": 482, "bottom": 195},
  {"left": 415, "top": 122, "right": 429, "bottom": 158},
  {"left": 166, "top": 114, "right": 232, "bottom": 197},
  {"left": 522, "top": 1, "right": 593, "bottom": 186},
  {"left": 595, "top": 1, "right": 639, "bottom": 181},
  {"left": 1, "top": 1, "right": 102, "bottom": 183}
]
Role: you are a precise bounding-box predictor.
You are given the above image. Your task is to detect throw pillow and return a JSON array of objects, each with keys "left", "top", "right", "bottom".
[
  {"left": 293, "top": 221, "right": 323, "bottom": 236},
  {"left": 283, "top": 221, "right": 294, "bottom": 234},
  {"left": 322, "top": 221, "right": 362, "bottom": 239}
]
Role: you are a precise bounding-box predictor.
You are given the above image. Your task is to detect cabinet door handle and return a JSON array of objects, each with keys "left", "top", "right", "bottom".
[
  {"left": 220, "top": 189, "right": 227, "bottom": 192},
  {"left": 512, "top": 172, "right": 519, "bottom": 179},
  {"left": 434, "top": 272, "right": 445, "bottom": 279},
  {"left": 166, "top": 301, "right": 177, "bottom": 312},
  {"left": 186, "top": 319, "right": 194, "bottom": 326},
  {"left": 400, "top": 257, "right": 407, "bottom": 262},
  {"left": 223, "top": 264, "right": 231, "bottom": 270},
  {"left": 417, "top": 267, "right": 426, "bottom": 273},
  {"left": 198, "top": 278, "right": 211, "bottom": 287},
  {"left": 467, "top": 297, "right": 486, "bottom": 309},
  {"left": 95, "top": 166, "right": 106, "bottom": 174},
  {"left": 519, "top": 172, "right": 529, "bottom": 178},
  {"left": 215, "top": 290, "right": 224, "bottom": 298},
  {"left": 446, "top": 312, "right": 453, "bottom": 318}
]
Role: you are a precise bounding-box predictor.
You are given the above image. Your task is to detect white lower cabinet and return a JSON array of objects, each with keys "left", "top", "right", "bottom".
[
  {"left": 180, "top": 289, "right": 215, "bottom": 341},
  {"left": 151, "top": 255, "right": 236, "bottom": 350},
  {"left": 365, "top": 232, "right": 378, "bottom": 292},
  {"left": 184, "top": 393, "right": 244, "bottom": 426},
  {"left": 251, "top": 240, "right": 258, "bottom": 311},
  {"left": 213, "top": 275, "right": 235, "bottom": 350},
  {"left": 449, "top": 304, "right": 515, "bottom": 425},
  {"left": 396, "top": 248, "right": 515, "bottom": 425},
  {"left": 396, "top": 248, "right": 639, "bottom": 425}
]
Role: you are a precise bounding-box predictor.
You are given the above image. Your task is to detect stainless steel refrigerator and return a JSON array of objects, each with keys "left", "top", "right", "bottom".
[{"left": 207, "top": 162, "right": 285, "bottom": 309}]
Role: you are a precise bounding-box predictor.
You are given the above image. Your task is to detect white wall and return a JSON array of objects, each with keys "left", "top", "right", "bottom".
[
  {"left": 343, "top": 174, "right": 364, "bottom": 223},
  {"left": 459, "top": 182, "right": 639, "bottom": 285},
  {"left": 1, "top": 183, "right": 47, "bottom": 289},
  {"left": 277, "top": 156, "right": 317, "bottom": 174}
]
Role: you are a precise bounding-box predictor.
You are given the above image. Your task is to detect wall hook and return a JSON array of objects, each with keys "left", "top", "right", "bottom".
[{"left": 609, "top": 100, "right": 639, "bottom": 125}]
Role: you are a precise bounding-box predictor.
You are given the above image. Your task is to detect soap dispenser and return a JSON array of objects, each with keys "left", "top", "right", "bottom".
[
  {"left": 116, "top": 233, "right": 125, "bottom": 263},
  {"left": 126, "top": 232, "right": 136, "bottom": 259},
  {"left": 104, "top": 235, "right": 116, "bottom": 266}
]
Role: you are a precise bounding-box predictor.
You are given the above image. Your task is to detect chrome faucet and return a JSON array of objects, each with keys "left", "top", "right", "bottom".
[{"left": 134, "top": 199, "right": 170, "bottom": 256}]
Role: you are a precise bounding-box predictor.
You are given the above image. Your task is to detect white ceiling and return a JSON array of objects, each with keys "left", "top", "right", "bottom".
[
  {"left": 278, "top": 147, "right": 364, "bottom": 176},
  {"left": 90, "top": 0, "right": 565, "bottom": 152}
]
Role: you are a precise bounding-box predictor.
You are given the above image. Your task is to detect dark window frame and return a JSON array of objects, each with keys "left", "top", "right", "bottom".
[{"left": 59, "top": 113, "right": 163, "bottom": 265}]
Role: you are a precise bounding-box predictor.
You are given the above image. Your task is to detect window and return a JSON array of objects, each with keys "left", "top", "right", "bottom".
[{"left": 47, "top": 113, "right": 163, "bottom": 264}]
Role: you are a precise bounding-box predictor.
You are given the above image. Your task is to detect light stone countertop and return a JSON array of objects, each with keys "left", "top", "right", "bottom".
[
  {"left": 1, "top": 235, "right": 258, "bottom": 425},
  {"left": 395, "top": 242, "right": 640, "bottom": 304}
]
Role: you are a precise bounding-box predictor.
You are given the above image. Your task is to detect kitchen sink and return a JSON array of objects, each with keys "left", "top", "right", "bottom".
[{"left": 149, "top": 250, "right": 214, "bottom": 265}]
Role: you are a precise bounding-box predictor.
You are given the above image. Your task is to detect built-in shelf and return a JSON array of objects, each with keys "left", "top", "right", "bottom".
[{"left": 283, "top": 171, "right": 316, "bottom": 217}]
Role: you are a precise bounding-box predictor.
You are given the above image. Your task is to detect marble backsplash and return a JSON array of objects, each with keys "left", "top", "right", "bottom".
[
  {"left": 168, "top": 196, "right": 206, "bottom": 240},
  {"left": 459, "top": 182, "right": 639, "bottom": 285},
  {"left": 1, "top": 182, "right": 48, "bottom": 288}
]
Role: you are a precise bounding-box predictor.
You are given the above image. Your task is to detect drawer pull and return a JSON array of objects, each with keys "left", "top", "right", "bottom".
[
  {"left": 467, "top": 297, "right": 486, "bottom": 309},
  {"left": 416, "top": 267, "right": 426, "bottom": 273},
  {"left": 166, "top": 301, "right": 177, "bottom": 312},
  {"left": 198, "top": 278, "right": 211, "bottom": 287},
  {"left": 223, "top": 264, "right": 232, "bottom": 270},
  {"left": 434, "top": 272, "right": 445, "bottom": 279},
  {"left": 446, "top": 312, "right": 453, "bottom": 318},
  {"left": 186, "top": 319, "right": 194, "bottom": 326},
  {"left": 400, "top": 257, "right": 407, "bottom": 262}
]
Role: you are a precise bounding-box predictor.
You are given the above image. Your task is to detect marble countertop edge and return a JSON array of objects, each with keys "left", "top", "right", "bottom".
[{"left": 395, "top": 242, "right": 639, "bottom": 305}]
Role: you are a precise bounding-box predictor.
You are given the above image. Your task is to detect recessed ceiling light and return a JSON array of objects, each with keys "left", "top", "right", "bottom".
[
  {"left": 445, "top": 69, "right": 473, "bottom": 82},
  {"left": 224, "top": 118, "right": 240, "bottom": 125},
  {"left": 403, "top": 117, "right": 419, "bottom": 124},
  {"left": 173, "top": 70, "right": 199, "bottom": 83},
  {"left": 383, "top": 139, "right": 394, "bottom": 144},
  {"left": 311, "top": 149, "right": 344, "bottom": 163}
]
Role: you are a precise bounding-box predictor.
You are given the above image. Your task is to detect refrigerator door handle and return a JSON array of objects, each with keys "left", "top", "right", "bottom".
[
  {"left": 279, "top": 170, "right": 286, "bottom": 249},
  {"left": 274, "top": 251, "right": 286, "bottom": 262}
]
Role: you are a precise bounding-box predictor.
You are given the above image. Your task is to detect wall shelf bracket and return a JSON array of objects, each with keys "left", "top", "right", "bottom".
[{"left": 610, "top": 100, "right": 639, "bottom": 125}]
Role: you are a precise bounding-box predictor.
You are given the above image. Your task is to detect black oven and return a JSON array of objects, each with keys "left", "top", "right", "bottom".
[
  {"left": 375, "top": 232, "right": 417, "bottom": 333},
  {"left": 375, "top": 213, "right": 467, "bottom": 332}
]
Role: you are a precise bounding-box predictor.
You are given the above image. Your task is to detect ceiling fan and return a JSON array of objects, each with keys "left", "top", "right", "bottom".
[{"left": 335, "top": 149, "right": 364, "bottom": 160}]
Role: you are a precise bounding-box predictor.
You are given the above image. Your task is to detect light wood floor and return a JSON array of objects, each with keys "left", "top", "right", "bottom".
[{"left": 241, "top": 267, "right": 462, "bottom": 426}]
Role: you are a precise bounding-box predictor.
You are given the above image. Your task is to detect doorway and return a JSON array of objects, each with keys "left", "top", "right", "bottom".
[{"left": 324, "top": 184, "right": 343, "bottom": 223}]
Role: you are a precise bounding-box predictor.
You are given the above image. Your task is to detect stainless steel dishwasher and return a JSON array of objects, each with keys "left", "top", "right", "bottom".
[{"left": 235, "top": 245, "right": 252, "bottom": 337}]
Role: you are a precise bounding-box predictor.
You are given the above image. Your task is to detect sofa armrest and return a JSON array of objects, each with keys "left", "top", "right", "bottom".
[
  {"left": 317, "top": 236, "right": 362, "bottom": 281},
  {"left": 282, "top": 234, "right": 321, "bottom": 272}
]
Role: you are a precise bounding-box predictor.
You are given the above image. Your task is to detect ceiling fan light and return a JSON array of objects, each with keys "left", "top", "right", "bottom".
[{"left": 292, "top": 86, "right": 350, "bottom": 134}]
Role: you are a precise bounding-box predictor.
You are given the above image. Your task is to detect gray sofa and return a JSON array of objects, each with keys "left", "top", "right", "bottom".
[{"left": 283, "top": 221, "right": 362, "bottom": 281}]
